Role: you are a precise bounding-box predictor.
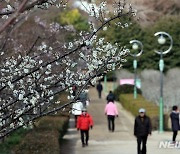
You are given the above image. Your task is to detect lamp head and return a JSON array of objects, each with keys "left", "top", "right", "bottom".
[
  {"left": 132, "top": 43, "right": 138, "bottom": 50},
  {"left": 158, "top": 35, "right": 166, "bottom": 45}
]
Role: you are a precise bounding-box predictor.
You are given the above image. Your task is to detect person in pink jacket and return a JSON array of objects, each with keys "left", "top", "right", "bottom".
[{"left": 104, "top": 101, "right": 118, "bottom": 132}]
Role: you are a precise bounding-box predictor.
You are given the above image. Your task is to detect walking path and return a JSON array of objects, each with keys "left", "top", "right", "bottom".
[{"left": 61, "top": 87, "right": 180, "bottom": 154}]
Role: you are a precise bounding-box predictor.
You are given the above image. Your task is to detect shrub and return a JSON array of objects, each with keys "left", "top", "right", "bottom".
[
  {"left": 13, "top": 92, "right": 69, "bottom": 154},
  {"left": 0, "top": 128, "right": 28, "bottom": 154},
  {"left": 14, "top": 115, "right": 69, "bottom": 154},
  {"left": 56, "top": 9, "right": 89, "bottom": 32},
  {"left": 113, "top": 84, "right": 142, "bottom": 101},
  {"left": 105, "top": 71, "right": 116, "bottom": 81}
]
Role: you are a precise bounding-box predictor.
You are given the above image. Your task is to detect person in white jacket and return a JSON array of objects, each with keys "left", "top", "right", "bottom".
[{"left": 72, "top": 99, "right": 84, "bottom": 127}]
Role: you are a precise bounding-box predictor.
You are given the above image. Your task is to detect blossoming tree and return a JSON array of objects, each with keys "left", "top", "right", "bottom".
[{"left": 0, "top": 0, "right": 136, "bottom": 138}]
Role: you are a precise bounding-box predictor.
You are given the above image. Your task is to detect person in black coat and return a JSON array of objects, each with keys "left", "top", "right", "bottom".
[
  {"left": 170, "top": 105, "right": 180, "bottom": 142},
  {"left": 106, "top": 91, "right": 115, "bottom": 103},
  {"left": 96, "top": 81, "right": 103, "bottom": 99},
  {"left": 134, "top": 108, "right": 152, "bottom": 154}
]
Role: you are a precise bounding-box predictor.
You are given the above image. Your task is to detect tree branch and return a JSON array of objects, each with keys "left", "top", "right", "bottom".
[{"left": 0, "top": 0, "right": 29, "bottom": 34}]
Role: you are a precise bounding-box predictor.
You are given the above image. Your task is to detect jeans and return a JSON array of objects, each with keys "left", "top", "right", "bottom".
[
  {"left": 107, "top": 115, "right": 115, "bottom": 131},
  {"left": 137, "top": 136, "right": 148, "bottom": 154}
]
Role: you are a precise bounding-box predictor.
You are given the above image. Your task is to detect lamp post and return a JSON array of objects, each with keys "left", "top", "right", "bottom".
[
  {"left": 113, "top": 71, "right": 116, "bottom": 91},
  {"left": 154, "top": 32, "right": 173, "bottom": 133},
  {"left": 104, "top": 75, "right": 107, "bottom": 93},
  {"left": 129, "top": 40, "right": 143, "bottom": 99}
]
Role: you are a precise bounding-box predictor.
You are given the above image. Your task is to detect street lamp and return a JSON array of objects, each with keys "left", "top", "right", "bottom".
[
  {"left": 129, "top": 40, "right": 143, "bottom": 99},
  {"left": 154, "top": 31, "right": 173, "bottom": 133},
  {"left": 104, "top": 75, "right": 107, "bottom": 93}
]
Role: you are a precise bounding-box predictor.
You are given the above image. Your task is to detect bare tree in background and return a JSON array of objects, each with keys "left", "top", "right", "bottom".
[
  {"left": 117, "top": 69, "right": 180, "bottom": 112},
  {"left": 141, "top": 69, "right": 180, "bottom": 111},
  {"left": 116, "top": 69, "right": 134, "bottom": 80},
  {"left": 140, "top": 69, "right": 160, "bottom": 104},
  {"left": 0, "top": 0, "right": 136, "bottom": 138},
  {"left": 164, "top": 68, "right": 180, "bottom": 109}
]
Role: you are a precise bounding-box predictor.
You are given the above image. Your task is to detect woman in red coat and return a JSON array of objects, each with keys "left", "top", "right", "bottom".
[{"left": 77, "top": 108, "right": 94, "bottom": 147}]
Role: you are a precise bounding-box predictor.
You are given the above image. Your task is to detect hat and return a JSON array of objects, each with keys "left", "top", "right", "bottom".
[
  {"left": 139, "top": 108, "right": 146, "bottom": 113},
  {"left": 82, "top": 108, "right": 87, "bottom": 112}
]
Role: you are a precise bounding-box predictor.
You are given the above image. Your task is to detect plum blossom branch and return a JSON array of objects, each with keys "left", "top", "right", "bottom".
[{"left": 0, "top": 0, "right": 135, "bottom": 138}]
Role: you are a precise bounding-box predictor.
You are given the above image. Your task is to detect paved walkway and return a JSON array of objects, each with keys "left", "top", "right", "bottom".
[{"left": 61, "top": 88, "right": 180, "bottom": 154}]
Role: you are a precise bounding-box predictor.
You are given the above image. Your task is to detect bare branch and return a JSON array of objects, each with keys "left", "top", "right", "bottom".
[{"left": 0, "top": 0, "right": 29, "bottom": 34}]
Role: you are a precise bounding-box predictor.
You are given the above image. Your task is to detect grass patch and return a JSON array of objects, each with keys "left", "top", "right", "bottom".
[{"left": 119, "top": 94, "right": 169, "bottom": 130}]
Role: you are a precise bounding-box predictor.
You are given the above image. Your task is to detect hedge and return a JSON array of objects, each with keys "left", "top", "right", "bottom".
[
  {"left": 13, "top": 92, "right": 69, "bottom": 154},
  {"left": 14, "top": 115, "right": 69, "bottom": 154},
  {"left": 114, "top": 85, "right": 142, "bottom": 101},
  {"left": 0, "top": 128, "right": 28, "bottom": 154},
  {"left": 119, "top": 94, "right": 169, "bottom": 130}
]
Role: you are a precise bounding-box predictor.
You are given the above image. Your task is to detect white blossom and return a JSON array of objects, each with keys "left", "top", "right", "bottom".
[
  {"left": 24, "top": 69, "right": 29, "bottom": 73},
  {"left": 2, "top": 15, "right": 8, "bottom": 19},
  {"left": 85, "top": 40, "right": 91, "bottom": 46},
  {"left": 92, "top": 50, "right": 97, "bottom": 58},
  {"left": 7, "top": 5, "right": 13, "bottom": 11},
  {"left": 0, "top": 0, "right": 134, "bottom": 138},
  {"left": 103, "top": 26, "right": 107, "bottom": 31},
  {"left": 30, "top": 97, "right": 37, "bottom": 106},
  {"left": 55, "top": 100, "right": 61, "bottom": 105},
  {"left": 10, "top": 123, "right": 14, "bottom": 129},
  {"left": 47, "top": 64, "right": 51, "bottom": 70},
  {"left": 18, "top": 94, "right": 24, "bottom": 100},
  {"left": 45, "top": 71, "right": 51, "bottom": 75},
  {"left": 49, "top": 96, "right": 54, "bottom": 100}
]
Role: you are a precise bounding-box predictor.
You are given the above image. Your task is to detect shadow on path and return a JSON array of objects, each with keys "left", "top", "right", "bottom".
[{"left": 60, "top": 118, "right": 78, "bottom": 154}]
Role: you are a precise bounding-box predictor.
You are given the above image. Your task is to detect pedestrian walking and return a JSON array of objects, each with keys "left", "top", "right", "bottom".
[
  {"left": 134, "top": 108, "right": 152, "bottom": 154},
  {"left": 79, "top": 90, "right": 90, "bottom": 108},
  {"left": 96, "top": 81, "right": 103, "bottom": 99},
  {"left": 106, "top": 91, "right": 115, "bottom": 103},
  {"left": 72, "top": 84, "right": 77, "bottom": 97},
  {"left": 170, "top": 105, "right": 180, "bottom": 142},
  {"left": 77, "top": 108, "right": 94, "bottom": 147},
  {"left": 104, "top": 101, "right": 118, "bottom": 132},
  {"left": 72, "top": 99, "right": 83, "bottom": 127}
]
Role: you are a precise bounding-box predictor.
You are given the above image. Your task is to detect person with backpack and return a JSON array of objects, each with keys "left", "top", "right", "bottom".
[
  {"left": 77, "top": 108, "right": 94, "bottom": 147},
  {"left": 79, "top": 91, "right": 90, "bottom": 108}
]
